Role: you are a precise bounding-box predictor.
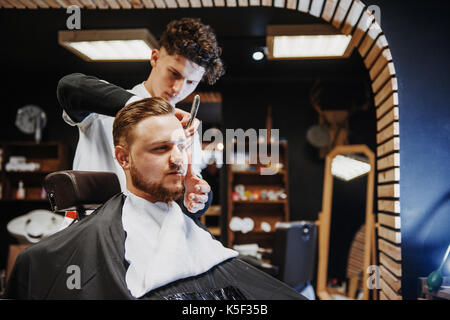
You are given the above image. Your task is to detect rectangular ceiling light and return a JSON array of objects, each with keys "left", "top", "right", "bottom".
[
  {"left": 58, "top": 29, "right": 159, "bottom": 62},
  {"left": 331, "top": 155, "right": 371, "bottom": 182},
  {"left": 267, "top": 24, "right": 353, "bottom": 60}
]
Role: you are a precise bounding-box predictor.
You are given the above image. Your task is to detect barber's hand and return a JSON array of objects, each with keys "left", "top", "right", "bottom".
[
  {"left": 174, "top": 107, "right": 200, "bottom": 146},
  {"left": 183, "top": 162, "right": 211, "bottom": 214},
  {"left": 184, "top": 175, "right": 210, "bottom": 213}
]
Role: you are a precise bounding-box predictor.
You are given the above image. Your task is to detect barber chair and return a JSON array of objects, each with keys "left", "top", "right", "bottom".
[
  {"left": 43, "top": 170, "right": 122, "bottom": 220},
  {"left": 3, "top": 171, "right": 120, "bottom": 285}
]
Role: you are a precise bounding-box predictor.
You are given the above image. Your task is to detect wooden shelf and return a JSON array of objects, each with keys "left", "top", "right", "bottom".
[
  {"left": 233, "top": 200, "right": 287, "bottom": 204},
  {"left": 201, "top": 205, "right": 222, "bottom": 239},
  {"left": 227, "top": 141, "right": 290, "bottom": 252},
  {"left": 0, "top": 199, "right": 48, "bottom": 203},
  {"left": 0, "top": 141, "right": 69, "bottom": 202},
  {"left": 232, "top": 231, "right": 275, "bottom": 236},
  {"left": 231, "top": 170, "right": 286, "bottom": 175},
  {"left": 4, "top": 170, "right": 55, "bottom": 175},
  {"left": 208, "top": 227, "right": 221, "bottom": 237},
  {"left": 205, "top": 205, "right": 221, "bottom": 216}
]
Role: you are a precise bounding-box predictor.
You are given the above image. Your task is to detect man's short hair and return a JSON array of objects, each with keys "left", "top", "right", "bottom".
[
  {"left": 160, "top": 17, "right": 225, "bottom": 85},
  {"left": 113, "top": 97, "right": 174, "bottom": 148}
]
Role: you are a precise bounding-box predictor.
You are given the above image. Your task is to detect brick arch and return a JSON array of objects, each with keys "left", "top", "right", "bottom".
[{"left": 0, "top": 0, "right": 402, "bottom": 300}]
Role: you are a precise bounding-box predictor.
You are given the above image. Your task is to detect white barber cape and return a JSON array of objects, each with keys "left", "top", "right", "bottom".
[
  {"left": 122, "top": 191, "right": 238, "bottom": 298},
  {"left": 63, "top": 82, "right": 203, "bottom": 191}
]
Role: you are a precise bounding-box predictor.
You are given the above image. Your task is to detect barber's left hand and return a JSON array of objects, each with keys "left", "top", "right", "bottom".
[
  {"left": 184, "top": 161, "right": 211, "bottom": 214},
  {"left": 184, "top": 174, "right": 210, "bottom": 213}
]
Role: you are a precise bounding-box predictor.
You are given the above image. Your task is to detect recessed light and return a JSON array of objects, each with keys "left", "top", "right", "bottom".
[{"left": 252, "top": 50, "right": 264, "bottom": 61}]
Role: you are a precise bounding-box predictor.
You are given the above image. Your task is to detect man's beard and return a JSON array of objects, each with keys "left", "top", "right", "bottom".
[{"left": 130, "top": 162, "right": 184, "bottom": 203}]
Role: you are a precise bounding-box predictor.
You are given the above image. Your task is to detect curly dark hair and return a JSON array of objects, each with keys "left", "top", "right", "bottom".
[{"left": 159, "top": 17, "right": 225, "bottom": 85}]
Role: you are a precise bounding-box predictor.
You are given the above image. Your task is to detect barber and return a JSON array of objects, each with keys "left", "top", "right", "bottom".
[{"left": 57, "top": 18, "right": 225, "bottom": 217}]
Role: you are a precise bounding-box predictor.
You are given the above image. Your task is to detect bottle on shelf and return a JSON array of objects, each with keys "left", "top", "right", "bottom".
[
  {"left": 16, "top": 180, "right": 26, "bottom": 200},
  {"left": 41, "top": 187, "right": 47, "bottom": 200}
]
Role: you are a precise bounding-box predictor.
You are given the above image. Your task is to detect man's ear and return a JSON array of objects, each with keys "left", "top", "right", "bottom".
[
  {"left": 150, "top": 49, "right": 160, "bottom": 68},
  {"left": 115, "top": 145, "right": 130, "bottom": 170}
]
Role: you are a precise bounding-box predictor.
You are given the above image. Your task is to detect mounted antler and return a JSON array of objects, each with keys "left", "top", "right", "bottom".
[
  {"left": 308, "top": 80, "right": 349, "bottom": 158},
  {"left": 310, "top": 80, "right": 329, "bottom": 126}
]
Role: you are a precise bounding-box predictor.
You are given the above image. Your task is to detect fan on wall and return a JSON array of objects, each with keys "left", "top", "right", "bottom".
[{"left": 15, "top": 105, "right": 47, "bottom": 143}]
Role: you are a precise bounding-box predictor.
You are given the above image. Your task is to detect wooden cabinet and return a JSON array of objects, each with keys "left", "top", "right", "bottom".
[
  {"left": 227, "top": 141, "right": 289, "bottom": 253},
  {"left": 200, "top": 205, "right": 222, "bottom": 239},
  {"left": 0, "top": 142, "right": 69, "bottom": 201},
  {"left": 0, "top": 142, "right": 69, "bottom": 273}
]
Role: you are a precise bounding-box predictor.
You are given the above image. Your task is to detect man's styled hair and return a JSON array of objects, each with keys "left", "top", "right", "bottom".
[
  {"left": 160, "top": 17, "right": 225, "bottom": 85},
  {"left": 113, "top": 97, "right": 174, "bottom": 148}
]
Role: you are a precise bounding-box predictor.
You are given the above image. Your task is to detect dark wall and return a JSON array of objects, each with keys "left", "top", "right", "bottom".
[{"left": 369, "top": 0, "right": 450, "bottom": 299}]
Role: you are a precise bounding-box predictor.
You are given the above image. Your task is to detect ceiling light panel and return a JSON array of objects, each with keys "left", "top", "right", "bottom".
[
  {"left": 267, "top": 24, "right": 354, "bottom": 60},
  {"left": 59, "top": 29, "right": 158, "bottom": 62}
]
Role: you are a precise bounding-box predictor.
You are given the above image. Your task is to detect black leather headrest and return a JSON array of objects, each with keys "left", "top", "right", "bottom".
[{"left": 43, "top": 171, "right": 121, "bottom": 212}]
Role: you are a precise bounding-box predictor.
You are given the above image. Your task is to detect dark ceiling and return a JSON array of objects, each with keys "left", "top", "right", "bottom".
[
  {"left": 0, "top": 7, "right": 372, "bottom": 129},
  {"left": 0, "top": 7, "right": 368, "bottom": 85}
]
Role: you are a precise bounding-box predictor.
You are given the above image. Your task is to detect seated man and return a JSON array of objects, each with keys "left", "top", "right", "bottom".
[{"left": 3, "top": 98, "right": 306, "bottom": 300}]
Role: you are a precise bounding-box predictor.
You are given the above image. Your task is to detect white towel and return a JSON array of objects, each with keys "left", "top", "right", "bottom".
[{"left": 122, "top": 191, "right": 238, "bottom": 298}]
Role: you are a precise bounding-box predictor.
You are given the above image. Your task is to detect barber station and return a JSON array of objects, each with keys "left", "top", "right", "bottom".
[{"left": 0, "top": 0, "right": 448, "bottom": 303}]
